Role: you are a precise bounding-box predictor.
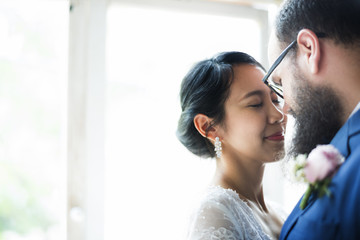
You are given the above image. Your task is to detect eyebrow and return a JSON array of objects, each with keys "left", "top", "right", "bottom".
[
  {"left": 242, "top": 89, "right": 274, "bottom": 100},
  {"left": 242, "top": 90, "right": 263, "bottom": 100}
]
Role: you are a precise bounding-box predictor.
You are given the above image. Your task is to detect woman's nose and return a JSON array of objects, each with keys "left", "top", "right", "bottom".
[{"left": 269, "top": 102, "right": 285, "bottom": 124}]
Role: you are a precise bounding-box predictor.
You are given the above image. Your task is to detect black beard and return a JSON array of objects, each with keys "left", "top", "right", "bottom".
[{"left": 287, "top": 81, "right": 343, "bottom": 158}]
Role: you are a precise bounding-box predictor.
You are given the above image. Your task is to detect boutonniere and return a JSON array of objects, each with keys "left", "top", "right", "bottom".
[{"left": 293, "top": 145, "right": 344, "bottom": 210}]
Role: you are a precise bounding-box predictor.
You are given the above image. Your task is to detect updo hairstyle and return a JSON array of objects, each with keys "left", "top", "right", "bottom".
[{"left": 176, "top": 51, "right": 264, "bottom": 158}]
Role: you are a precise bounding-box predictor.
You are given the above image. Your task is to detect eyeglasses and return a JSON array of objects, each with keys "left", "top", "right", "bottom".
[
  {"left": 262, "top": 33, "right": 326, "bottom": 99},
  {"left": 261, "top": 40, "right": 297, "bottom": 99}
]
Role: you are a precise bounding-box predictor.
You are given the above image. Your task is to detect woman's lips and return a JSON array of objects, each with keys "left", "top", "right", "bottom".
[{"left": 265, "top": 132, "right": 284, "bottom": 141}]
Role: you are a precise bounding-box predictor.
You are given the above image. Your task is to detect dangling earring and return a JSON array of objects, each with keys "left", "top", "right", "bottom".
[{"left": 214, "top": 137, "right": 222, "bottom": 158}]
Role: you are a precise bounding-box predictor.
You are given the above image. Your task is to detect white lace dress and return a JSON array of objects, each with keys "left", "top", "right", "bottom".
[{"left": 187, "top": 186, "right": 272, "bottom": 240}]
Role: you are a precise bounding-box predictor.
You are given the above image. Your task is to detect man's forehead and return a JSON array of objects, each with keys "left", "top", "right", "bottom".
[{"left": 268, "top": 31, "right": 282, "bottom": 63}]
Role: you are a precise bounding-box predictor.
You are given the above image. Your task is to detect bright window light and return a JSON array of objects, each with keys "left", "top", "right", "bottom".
[
  {"left": 105, "top": 4, "right": 261, "bottom": 239},
  {"left": 0, "top": 1, "right": 68, "bottom": 240}
]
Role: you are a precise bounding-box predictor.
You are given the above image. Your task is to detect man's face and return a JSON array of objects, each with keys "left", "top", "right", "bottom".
[
  {"left": 267, "top": 32, "right": 298, "bottom": 112},
  {"left": 267, "top": 33, "right": 343, "bottom": 157}
]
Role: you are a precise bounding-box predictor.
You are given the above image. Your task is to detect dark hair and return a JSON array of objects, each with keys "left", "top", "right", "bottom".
[
  {"left": 275, "top": 0, "right": 360, "bottom": 47},
  {"left": 176, "top": 52, "right": 264, "bottom": 158}
]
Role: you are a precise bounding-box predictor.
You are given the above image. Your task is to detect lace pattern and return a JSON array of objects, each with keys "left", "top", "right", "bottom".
[{"left": 187, "top": 186, "right": 272, "bottom": 240}]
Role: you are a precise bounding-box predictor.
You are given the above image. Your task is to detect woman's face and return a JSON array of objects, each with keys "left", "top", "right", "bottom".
[{"left": 218, "top": 64, "right": 286, "bottom": 163}]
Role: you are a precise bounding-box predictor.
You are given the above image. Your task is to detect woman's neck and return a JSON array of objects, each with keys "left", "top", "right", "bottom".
[{"left": 213, "top": 155, "right": 267, "bottom": 212}]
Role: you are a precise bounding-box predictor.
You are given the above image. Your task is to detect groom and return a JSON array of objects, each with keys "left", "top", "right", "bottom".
[{"left": 266, "top": 0, "right": 360, "bottom": 239}]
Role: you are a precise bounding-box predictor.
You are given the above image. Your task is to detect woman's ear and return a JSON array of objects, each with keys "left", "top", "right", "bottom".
[
  {"left": 193, "top": 114, "right": 217, "bottom": 141},
  {"left": 297, "top": 29, "right": 322, "bottom": 74}
]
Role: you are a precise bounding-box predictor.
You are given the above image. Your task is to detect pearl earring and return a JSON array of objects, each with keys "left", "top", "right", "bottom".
[{"left": 214, "top": 137, "right": 222, "bottom": 158}]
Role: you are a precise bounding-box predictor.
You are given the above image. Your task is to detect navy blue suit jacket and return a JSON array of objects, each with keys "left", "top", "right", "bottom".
[{"left": 280, "top": 109, "right": 360, "bottom": 240}]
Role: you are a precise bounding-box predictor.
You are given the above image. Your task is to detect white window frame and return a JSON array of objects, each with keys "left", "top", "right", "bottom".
[{"left": 68, "top": 1, "right": 106, "bottom": 240}]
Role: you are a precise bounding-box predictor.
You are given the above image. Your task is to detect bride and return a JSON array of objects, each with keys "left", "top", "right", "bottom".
[{"left": 177, "top": 52, "right": 287, "bottom": 239}]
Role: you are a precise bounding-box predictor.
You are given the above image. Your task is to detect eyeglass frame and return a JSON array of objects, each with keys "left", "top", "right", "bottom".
[{"left": 262, "top": 32, "right": 326, "bottom": 99}]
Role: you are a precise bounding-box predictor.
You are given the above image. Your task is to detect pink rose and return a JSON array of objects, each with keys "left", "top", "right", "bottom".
[{"left": 304, "top": 145, "right": 344, "bottom": 183}]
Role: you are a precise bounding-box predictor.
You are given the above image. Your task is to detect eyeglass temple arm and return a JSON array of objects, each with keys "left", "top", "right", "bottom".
[{"left": 263, "top": 39, "right": 297, "bottom": 84}]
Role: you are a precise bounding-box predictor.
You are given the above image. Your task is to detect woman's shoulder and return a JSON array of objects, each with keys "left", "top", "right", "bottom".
[
  {"left": 190, "top": 185, "right": 251, "bottom": 216},
  {"left": 186, "top": 186, "right": 271, "bottom": 240},
  {"left": 199, "top": 186, "right": 249, "bottom": 209}
]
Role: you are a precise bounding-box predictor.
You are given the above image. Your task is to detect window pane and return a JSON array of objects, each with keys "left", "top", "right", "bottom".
[
  {"left": 0, "top": 1, "right": 68, "bottom": 239},
  {"left": 105, "top": 4, "right": 261, "bottom": 240}
]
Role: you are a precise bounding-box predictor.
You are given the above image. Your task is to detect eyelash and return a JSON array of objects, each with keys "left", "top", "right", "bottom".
[
  {"left": 272, "top": 99, "right": 281, "bottom": 105},
  {"left": 275, "top": 79, "right": 282, "bottom": 87},
  {"left": 249, "top": 103, "right": 263, "bottom": 108},
  {"left": 249, "top": 100, "right": 280, "bottom": 108}
]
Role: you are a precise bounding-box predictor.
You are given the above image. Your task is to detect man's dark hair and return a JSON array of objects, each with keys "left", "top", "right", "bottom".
[{"left": 276, "top": 0, "right": 360, "bottom": 46}]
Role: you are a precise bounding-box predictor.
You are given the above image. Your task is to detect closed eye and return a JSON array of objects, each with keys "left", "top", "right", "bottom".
[
  {"left": 249, "top": 103, "right": 263, "bottom": 108},
  {"left": 272, "top": 78, "right": 282, "bottom": 87},
  {"left": 272, "top": 99, "right": 281, "bottom": 104}
]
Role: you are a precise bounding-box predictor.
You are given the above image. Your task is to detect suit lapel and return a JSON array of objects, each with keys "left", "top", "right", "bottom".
[
  {"left": 281, "top": 194, "right": 317, "bottom": 239},
  {"left": 330, "top": 119, "right": 350, "bottom": 158},
  {"left": 331, "top": 108, "right": 360, "bottom": 158},
  {"left": 280, "top": 201, "right": 302, "bottom": 239}
]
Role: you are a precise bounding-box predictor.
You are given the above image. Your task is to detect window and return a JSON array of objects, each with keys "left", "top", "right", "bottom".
[
  {"left": 0, "top": 1, "right": 68, "bottom": 239},
  {"left": 105, "top": 2, "right": 268, "bottom": 239}
]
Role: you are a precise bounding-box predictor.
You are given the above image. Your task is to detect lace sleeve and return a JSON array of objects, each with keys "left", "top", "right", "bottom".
[
  {"left": 186, "top": 187, "right": 271, "bottom": 240},
  {"left": 187, "top": 200, "right": 242, "bottom": 240}
]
